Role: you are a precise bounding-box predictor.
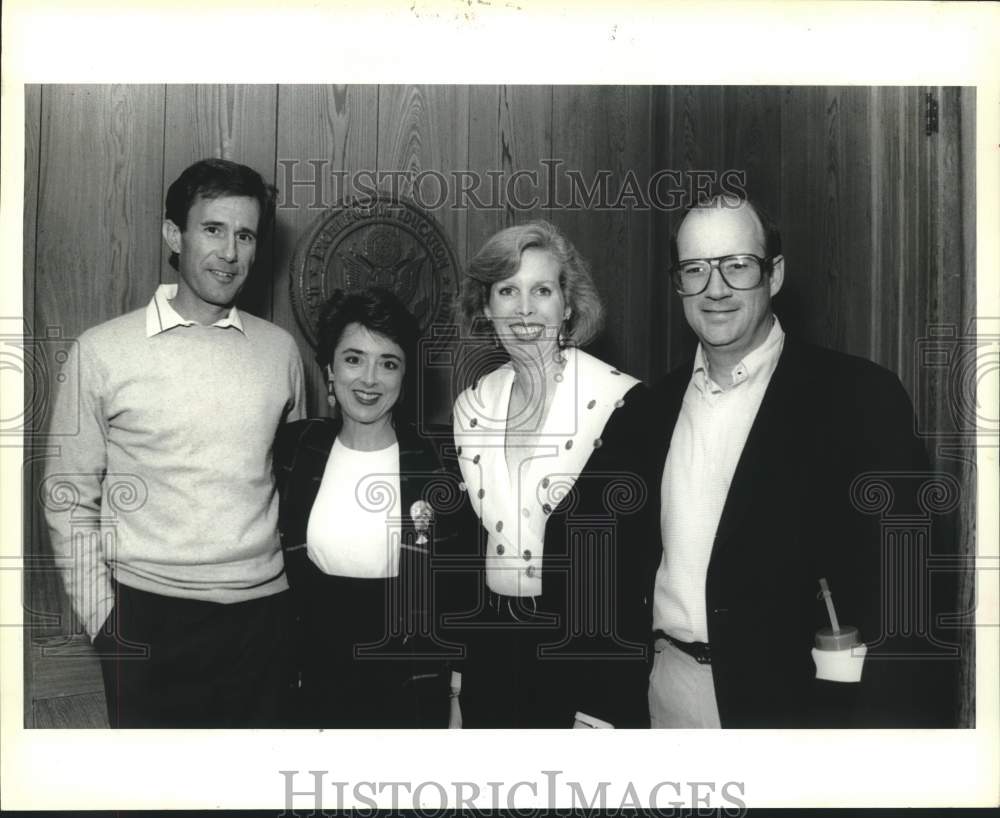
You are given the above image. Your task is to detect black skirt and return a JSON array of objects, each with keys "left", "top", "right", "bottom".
[{"left": 287, "top": 549, "right": 450, "bottom": 728}]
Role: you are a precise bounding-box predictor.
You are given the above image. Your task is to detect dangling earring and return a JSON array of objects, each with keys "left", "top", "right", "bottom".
[{"left": 327, "top": 379, "right": 336, "bottom": 410}]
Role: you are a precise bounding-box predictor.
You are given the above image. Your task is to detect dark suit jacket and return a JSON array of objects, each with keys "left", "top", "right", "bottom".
[
  {"left": 645, "top": 337, "right": 958, "bottom": 727},
  {"left": 453, "top": 381, "right": 653, "bottom": 728},
  {"left": 273, "top": 418, "right": 474, "bottom": 723}
]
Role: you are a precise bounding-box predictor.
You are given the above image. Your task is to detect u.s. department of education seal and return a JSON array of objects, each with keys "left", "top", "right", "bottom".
[{"left": 289, "top": 193, "right": 460, "bottom": 348}]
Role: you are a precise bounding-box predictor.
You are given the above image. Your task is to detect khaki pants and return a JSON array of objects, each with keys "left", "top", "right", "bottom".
[{"left": 647, "top": 638, "right": 721, "bottom": 729}]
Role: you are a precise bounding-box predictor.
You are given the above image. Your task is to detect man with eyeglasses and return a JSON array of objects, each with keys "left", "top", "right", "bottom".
[{"left": 643, "top": 195, "right": 955, "bottom": 728}]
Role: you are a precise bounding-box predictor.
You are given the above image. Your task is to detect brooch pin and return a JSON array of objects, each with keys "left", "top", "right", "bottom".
[{"left": 410, "top": 500, "right": 434, "bottom": 545}]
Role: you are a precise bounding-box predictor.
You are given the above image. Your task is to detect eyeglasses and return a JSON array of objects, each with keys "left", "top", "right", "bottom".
[{"left": 671, "top": 254, "right": 772, "bottom": 296}]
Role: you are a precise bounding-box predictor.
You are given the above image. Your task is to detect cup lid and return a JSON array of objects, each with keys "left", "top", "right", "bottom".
[{"left": 815, "top": 626, "right": 860, "bottom": 650}]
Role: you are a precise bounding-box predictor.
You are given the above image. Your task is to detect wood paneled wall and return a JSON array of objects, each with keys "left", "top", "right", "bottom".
[{"left": 23, "top": 85, "right": 976, "bottom": 724}]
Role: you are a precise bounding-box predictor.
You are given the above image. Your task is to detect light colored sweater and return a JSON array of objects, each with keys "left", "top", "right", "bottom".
[{"left": 42, "top": 286, "right": 306, "bottom": 638}]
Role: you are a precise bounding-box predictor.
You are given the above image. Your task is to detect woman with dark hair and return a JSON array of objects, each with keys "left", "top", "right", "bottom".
[
  {"left": 274, "top": 287, "right": 467, "bottom": 727},
  {"left": 451, "top": 220, "right": 651, "bottom": 728}
]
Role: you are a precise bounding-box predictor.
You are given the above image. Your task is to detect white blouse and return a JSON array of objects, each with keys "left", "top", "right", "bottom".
[
  {"left": 305, "top": 438, "right": 402, "bottom": 579},
  {"left": 453, "top": 348, "right": 639, "bottom": 597}
]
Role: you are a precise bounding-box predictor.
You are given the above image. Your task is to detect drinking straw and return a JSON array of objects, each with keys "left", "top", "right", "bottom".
[{"left": 818, "top": 577, "right": 841, "bottom": 633}]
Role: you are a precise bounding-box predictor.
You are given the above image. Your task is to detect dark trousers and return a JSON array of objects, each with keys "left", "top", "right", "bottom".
[
  {"left": 459, "top": 594, "right": 577, "bottom": 728},
  {"left": 458, "top": 589, "right": 650, "bottom": 729},
  {"left": 93, "top": 582, "right": 294, "bottom": 728}
]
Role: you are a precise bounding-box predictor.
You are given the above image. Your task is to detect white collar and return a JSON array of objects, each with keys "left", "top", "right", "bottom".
[
  {"left": 693, "top": 315, "right": 784, "bottom": 393},
  {"left": 453, "top": 348, "right": 639, "bottom": 595},
  {"left": 145, "top": 284, "right": 244, "bottom": 337}
]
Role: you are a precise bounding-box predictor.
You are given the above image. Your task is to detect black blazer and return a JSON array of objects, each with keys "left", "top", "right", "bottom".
[
  {"left": 538, "top": 381, "right": 653, "bottom": 727},
  {"left": 274, "top": 418, "right": 473, "bottom": 678},
  {"left": 645, "top": 337, "right": 958, "bottom": 727},
  {"left": 453, "top": 381, "right": 654, "bottom": 728}
]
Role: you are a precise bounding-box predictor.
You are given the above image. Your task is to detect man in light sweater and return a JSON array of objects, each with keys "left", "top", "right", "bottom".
[
  {"left": 44, "top": 159, "right": 306, "bottom": 727},
  {"left": 643, "top": 195, "right": 957, "bottom": 727}
]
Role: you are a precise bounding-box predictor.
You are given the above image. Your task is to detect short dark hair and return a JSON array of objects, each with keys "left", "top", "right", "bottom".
[
  {"left": 164, "top": 159, "right": 277, "bottom": 271},
  {"left": 315, "top": 288, "right": 421, "bottom": 423},
  {"left": 669, "top": 195, "right": 782, "bottom": 269},
  {"left": 459, "top": 220, "right": 604, "bottom": 347}
]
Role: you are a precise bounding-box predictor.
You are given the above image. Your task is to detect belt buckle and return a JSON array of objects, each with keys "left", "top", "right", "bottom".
[
  {"left": 679, "top": 637, "right": 710, "bottom": 665},
  {"left": 655, "top": 631, "right": 712, "bottom": 665}
]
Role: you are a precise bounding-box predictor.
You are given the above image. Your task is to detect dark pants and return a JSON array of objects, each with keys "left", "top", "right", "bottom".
[
  {"left": 458, "top": 589, "right": 650, "bottom": 729},
  {"left": 93, "top": 582, "right": 294, "bottom": 728},
  {"left": 459, "top": 593, "right": 578, "bottom": 728}
]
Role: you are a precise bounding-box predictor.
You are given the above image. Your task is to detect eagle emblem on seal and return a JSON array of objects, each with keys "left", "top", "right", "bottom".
[{"left": 289, "top": 193, "right": 460, "bottom": 349}]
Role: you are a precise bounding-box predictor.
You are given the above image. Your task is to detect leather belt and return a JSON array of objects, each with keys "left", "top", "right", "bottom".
[{"left": 653, "top": 629, "right": 712, "bottom": 665}]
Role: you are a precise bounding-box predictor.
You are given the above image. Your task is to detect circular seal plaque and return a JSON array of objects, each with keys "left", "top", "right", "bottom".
[{"left": 289, "top": 193, "right": 461, "bottom": 348}]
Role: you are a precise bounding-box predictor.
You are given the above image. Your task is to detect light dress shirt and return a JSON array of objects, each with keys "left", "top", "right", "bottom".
[{"left": 652, "top": 318, "right": 785, "bottom": 642}]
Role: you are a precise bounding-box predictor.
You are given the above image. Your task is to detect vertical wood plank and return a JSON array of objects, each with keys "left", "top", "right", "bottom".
[
  {"left": 162, "top": 85, "right": 279, "bottom": 319},
  {"left": 649, "top": 85, "right": 673, "bottom": 380},
  {"left": 23, "top": 83, "right": 43, "bottom": 724},
  {"left": 778, "top": 86, "right": 873, "bottom": 358},
  {"left": 896, "top": 87, "right": 925, "bottom": 393},
  {"left": 24, "top": 86, "right": 41, "bottom": 336},
  {"left": 550, "top": 85, "right": 623, "bottom": 368},
  {"left": 779, "top": 86, "right": 828, "bottom": 347},
  {"left": 723, "top": 86, "right": 782, "bottom": 217},
  {"left": 816, "top": 88, "right": 848, "bottom": 353},
  {"left": 465, "top": 86, "right": 552, "bottom": 261},
  {"left": 37, "top": 86, "right": 166, "bottom": 332},
  {"left": 377, "top": 84, "right": 471, "bottom": 269},
  {"left": 551, "top": 85, "right": 648, "bottom": 374},
  {"left": 34, "top": 85, "right": 167, "bottom": 640},
  {"left": 835, "top": 87, "right": 875, "bottom": 360},
  {"left": 921, "top": 85, "right": 970, "bottom": 464},
  {"left": 955, "top": 85, "right": 976, "bottom": 729},
  {"left": 811, "top": 87, "right": 873, "bottom": 358},
  {"left": 622, "top": 86, "right": 654, "bottom": 383},
  {"left": 499, "top": 86, "right": 551, "bottom": 227},
  {"left": 377, "top": 85, "right": 471, "bottom": 423},
  {"left": 465, "top": 85, "right": 503, "bottom": 261},
  {"left": 273, "top": 85, "right": 379, "bottom": 418},
  {"left": 919, "top": 85, "right": 976, "bottom": 726},
  {"left": 870, "top": 87, "right": 906, "bottom": 372}
]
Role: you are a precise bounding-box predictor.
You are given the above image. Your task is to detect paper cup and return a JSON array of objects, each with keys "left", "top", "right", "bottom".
[{"left": 812, "top": 643, "right": 867, "bottom": 683}]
